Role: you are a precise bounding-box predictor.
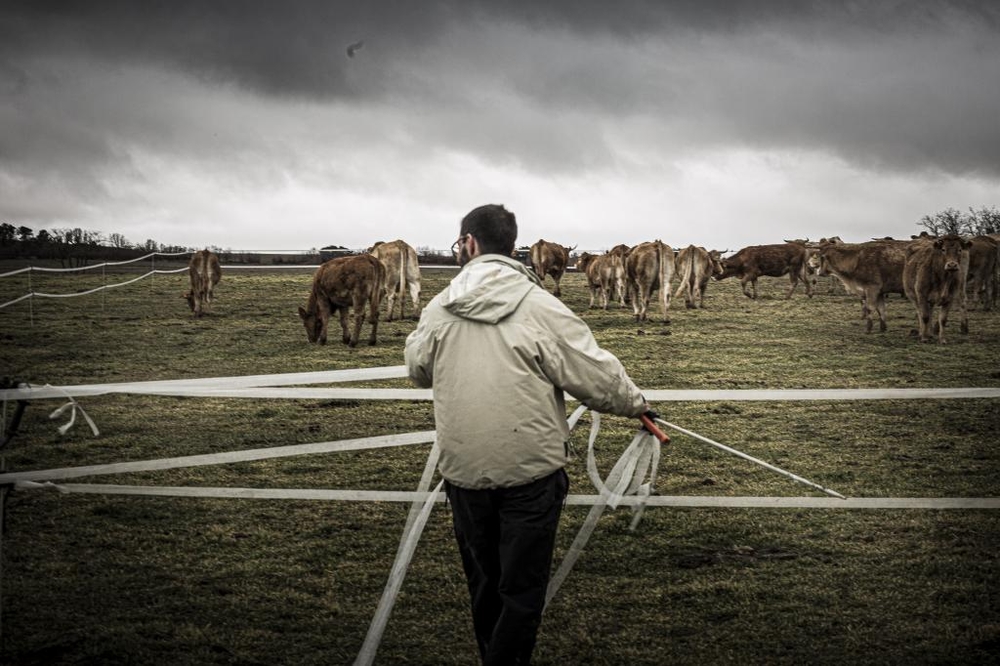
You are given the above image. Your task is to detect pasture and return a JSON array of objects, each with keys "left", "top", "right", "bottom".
[{"left": 1, "top": 260, "right": 999, "bottom": 665}]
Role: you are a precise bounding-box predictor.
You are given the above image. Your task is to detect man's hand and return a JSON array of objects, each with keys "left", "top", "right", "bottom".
[{"left": 639, "top": 409, "right": 670, "bottom": 444}]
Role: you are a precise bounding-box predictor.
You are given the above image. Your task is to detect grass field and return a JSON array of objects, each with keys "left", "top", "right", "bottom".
[{"left": 1, "top": 260, "right": 999, "bottom": 665}]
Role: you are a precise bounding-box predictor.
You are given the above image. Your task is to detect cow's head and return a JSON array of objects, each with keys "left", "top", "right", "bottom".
[
  {"left": 807, "top": 251, "right": 826, "bottom": 276},
  {"left": 708, "top": 250, "right": 726, "bottom": 277},
  {"left": 298, "top": 306, "right": 323, "bottom": 344},
  {"left": 934, "top": 236, "right": 970, "bottom": 272}
]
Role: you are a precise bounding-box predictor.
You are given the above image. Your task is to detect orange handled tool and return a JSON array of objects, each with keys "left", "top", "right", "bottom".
[{"left": 639, "top": 413, "right": 670, "bottom": 444}]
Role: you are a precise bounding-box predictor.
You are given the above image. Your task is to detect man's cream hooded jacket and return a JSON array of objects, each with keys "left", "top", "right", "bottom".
[{"left": 405, "top": 254, "right": 647, "bottom": 489}]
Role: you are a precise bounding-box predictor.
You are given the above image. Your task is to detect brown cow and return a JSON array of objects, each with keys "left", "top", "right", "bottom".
[
  {"left": 811, "top": 240, "right": 911, "bottom": 333},
  {"left": 903, "top": 235, "right": 971, "bottom": 343},
  {"left": 716, "top": 243, "right": 813, "bottom": 300},
  {"left": 529, "top": 239, "right": 571, "bottom": 297},
  {"left": 183, "top": 249, "right": 222, "bottom": 317},
  {"left": 625, "top": 240, "right": 674, "bottom": 321},
  {"left": 368, "top": 239, "right": 421, "bottom": 320},
  {"left": 298, "top": 254, "right": 384, "bottom": 347},
  {"left": 673, "top": 245, "right": 725, "bottom": 309}
]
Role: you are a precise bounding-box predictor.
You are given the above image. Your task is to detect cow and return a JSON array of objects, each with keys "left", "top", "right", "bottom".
[
  {"left": 811, "top": 240, "right": 911, "bottom": 333},
  {"left": 367, "top": 239, "right": 421, "bottom": 321},
  {"left": 183, "top": 249, "right": 221, "bottom": 317},
  {"left": 577, "top": 251, "right": 627, "bottom": 309},
  {"left": 965, "top": 235, "right": 999, "bottom": 311},
  {"left": 903, "top": 235, "right": 971, "bottom": 343},
  {"left": 673, "top": 245, "right": 725, "bottom": 309},
  {"left": 298, "top": 254, "right": 384, "bottom": 347},
  {"left": 625, "top": 240, "right": 674, "bottom": 321},
  {"left": 716, "top": 243, "right": 813, "bottom": 300},
  {"left": 529, "top": 239, "right": 571, "bottom": 297}
]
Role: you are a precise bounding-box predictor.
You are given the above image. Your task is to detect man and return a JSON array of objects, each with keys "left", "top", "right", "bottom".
[{"left": 404, "top": 204, "right": 653, "bottom": 665}]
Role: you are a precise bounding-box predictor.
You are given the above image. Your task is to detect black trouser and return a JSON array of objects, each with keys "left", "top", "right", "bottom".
[{"left": 444, "top": 468, "right": 568, "bottom": 666}]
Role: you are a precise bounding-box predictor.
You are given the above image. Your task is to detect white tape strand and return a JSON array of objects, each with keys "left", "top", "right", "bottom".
[
  {"left": 13, "top": 483, "right": 998, "bottom": 509},
  {"left": 0, "top": 431, "right": 435, "bottom": 484}
]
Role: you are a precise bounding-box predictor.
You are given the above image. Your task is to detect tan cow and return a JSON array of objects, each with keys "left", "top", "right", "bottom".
[
  {"left": 298, "top": 254, "right": 384, "bottom": 347},
  {"left": 673, "top": 245, "right": 725, "bottom": 309},
  {"left": 716, "top": 243, "right": 814, "bottom": 300},
  {"left": 368, "top": 239, "right": 421, "bottom": 321},
  {"left": 903, "top": 235, "right": 971, "bottom": 343},
  {"left": 965, "top": 235, "right": 998, "bottom": 311},
  {"left": 811, "top": 240, "right": 911, "bottom": 333},
  {"left": 183, "top": 249, "right": 222, "bottom": 317},
  {"left": 529, "top": 239, "right": 571, "bottom": 297},
  {"left": 625, "top": 240, "right": 674, "bottom": 321},
  {"left": 577, "top": 251, "right": 627, "bottom": 309}
]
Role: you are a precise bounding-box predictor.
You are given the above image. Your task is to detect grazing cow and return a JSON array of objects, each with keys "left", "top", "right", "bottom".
[
  {"left": 625, "top": 240, "right": 674, "bottom": 321},
  {"left": 811, "top": 240, "right": 911, "bottom": 333},
  {"left": 903, "top": 235, "right": 971, "bottom": 343},
  {"left": 183, "top": 249, "right": 222, "bottom": 317},
  {"left": 577, "top": 251, "right": 627, "bottom": 309},
  {"left": 716, "top": 243, "right": 813, "bottom": 299},
  {"left": 529, "top": 239, "right": 571, "bottom": 297},
  {"left": 298, "top": 254, "right": 384, "bottom": 347},
  {"left": 673, "top": 245, "right": 725, "bottom": 309},
  {"left": 368, "top": 239, "right": 421, "bottom": 320}
]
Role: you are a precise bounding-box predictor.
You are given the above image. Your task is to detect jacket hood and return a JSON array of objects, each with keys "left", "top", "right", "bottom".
[{"left": 440, "top": 254, "right": 542, "bottom": 324}]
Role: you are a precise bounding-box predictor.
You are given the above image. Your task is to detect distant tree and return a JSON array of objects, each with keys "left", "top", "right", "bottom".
[
  {"left": 17, "top": 225, "right": 34, "bottom": 242},
  {"left": 108, "top": 232, "right": 131, "bottom": 249},
  {"left": 918, "top": 208, "right": 965, "bottom": 236},
  {"left": 36, "top": 229, "right": 52, "bottom": 244},
  {"left": 0, "top": 222, "right": 15, "bottom": 244},
  {"left": 142, "top": 239, "right": 160, "bottom": 252},
  {"left": 967, "top": 206, "right": 1000, "bottom": 235}
]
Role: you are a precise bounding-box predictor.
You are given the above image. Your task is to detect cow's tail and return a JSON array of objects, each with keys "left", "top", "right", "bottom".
[
  {"left": 397, "top": 247, "right": 407, "bottom": 319},
  {"left": 657, "top": 240, "right": 672, "bottom": 316}
]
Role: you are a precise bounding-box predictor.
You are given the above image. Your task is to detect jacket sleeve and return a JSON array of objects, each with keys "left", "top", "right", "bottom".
[
  {"left": 404, "top": 318, "right": 435, "bottom": 389},
  {"left": 534, "top": 303, "right": 647, "bottom": 417}
]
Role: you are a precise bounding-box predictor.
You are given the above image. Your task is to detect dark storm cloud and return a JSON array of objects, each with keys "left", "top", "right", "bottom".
[{"left": 1, "top": 0, "right": 998, "bottom": 209}]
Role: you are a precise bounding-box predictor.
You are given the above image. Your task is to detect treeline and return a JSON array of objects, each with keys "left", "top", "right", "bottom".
[
  {"left": 0, "top": 225, "right": 191, "bottom": 267},
  {"left": 918, "top": 206, "right": 1000, "bottom": 236}
]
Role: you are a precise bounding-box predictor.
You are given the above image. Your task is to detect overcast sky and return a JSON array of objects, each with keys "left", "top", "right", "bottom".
[{"left": 2, "top": 1, "right": 998, "bottom": 253}]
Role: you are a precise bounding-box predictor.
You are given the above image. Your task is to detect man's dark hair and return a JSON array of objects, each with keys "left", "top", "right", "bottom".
[{"left": 460, "top": 204, "right": 517, "bottom": 256}]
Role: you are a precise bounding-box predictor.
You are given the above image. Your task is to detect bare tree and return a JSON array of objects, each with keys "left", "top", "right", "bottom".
[
  {"left": 108, "top": 232, "right": 132, "bottom": 249},
  {"left": 967, "top": 206, "right": 1000, "bottom": 235},
  {"left": 918, "top": 208, "right": 965, "bottom": 236}
]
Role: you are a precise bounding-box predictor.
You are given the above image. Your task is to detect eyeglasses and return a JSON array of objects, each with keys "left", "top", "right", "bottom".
[{"left": 451, "top": 234, "right": 469, "bottom": 257}]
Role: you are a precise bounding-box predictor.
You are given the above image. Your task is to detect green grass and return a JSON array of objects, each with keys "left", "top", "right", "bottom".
[{"left": 1, "top": 263, "right": 999, "bottom": 665}]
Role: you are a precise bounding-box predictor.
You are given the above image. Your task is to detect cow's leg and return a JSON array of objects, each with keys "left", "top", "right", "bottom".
[
  {"left": 785, "top": 274, "right": 798, "bottom": 298},
  {"left": 337, "top": 307, "right": 350, "bottom": 345},
  {"left": 916, "top": 301, "right": 932, "bottom": 342},
  {"left": 873, "top": 293, "right": 888, "bottom": 332},
  {"left": 552, "top": 275, "right": 562, "bottom": 298},
  {"left": 740, "top": 278, "right": 753, "bottom": 299},
  {"left": 384, "top": 289, "right": 397, "bottom": 322},
  {"left": 936, "top": 302, "right": 952, "bottom": 344},
  {"left": 367, "top": 294, "right": 380, "bottom": 346},
  {"left": 317, "top": 302, "right": 333, "bottom": 345}
]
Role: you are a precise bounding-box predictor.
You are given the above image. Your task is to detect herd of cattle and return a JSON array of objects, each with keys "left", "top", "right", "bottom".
[{"left": 183, "top": 232, "right": 1000, "bottom": 346}]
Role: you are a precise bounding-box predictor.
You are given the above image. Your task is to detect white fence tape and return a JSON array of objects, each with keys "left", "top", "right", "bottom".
[
  {"left": 3, "top": 366, "right": 999, "bottom": 402},
  {"left": 3, "top": 364, "right": 999, "bottom": 665},
  {"left": 12, "top": 483, "right": 999, "bottom": 510}
]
